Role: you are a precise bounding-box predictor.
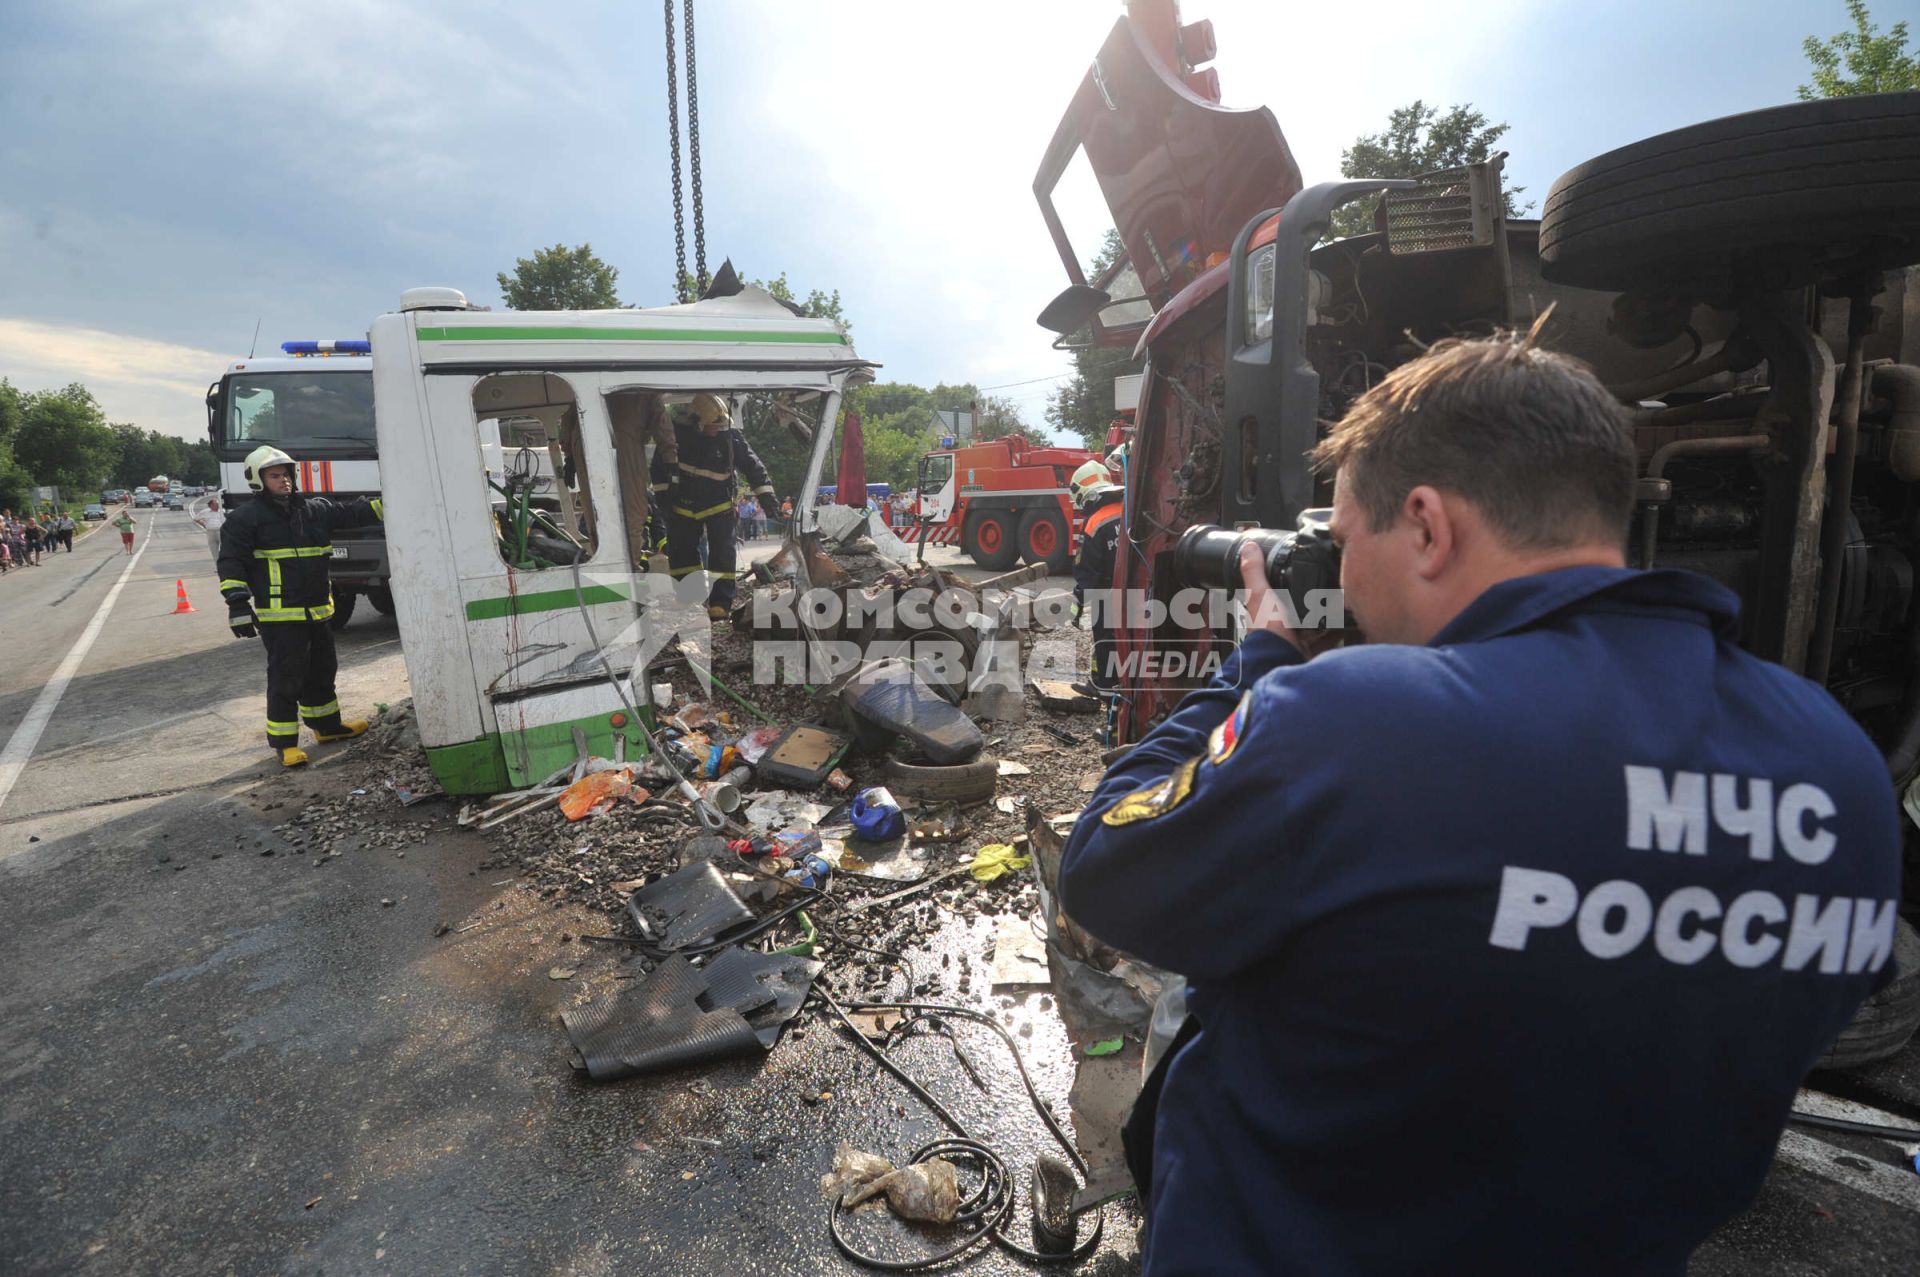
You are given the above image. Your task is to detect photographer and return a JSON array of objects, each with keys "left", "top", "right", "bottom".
[{"left": 1059, "top": 331, "right": 1901, "bottom": 1275}]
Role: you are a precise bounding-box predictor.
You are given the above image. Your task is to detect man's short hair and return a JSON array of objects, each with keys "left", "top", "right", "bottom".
[{"left": 1310, "top": 322, "right": 1636, "bottom": 549}]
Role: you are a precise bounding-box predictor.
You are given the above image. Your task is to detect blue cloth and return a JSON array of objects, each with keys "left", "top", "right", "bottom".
[{"left": 1059, "top": 567, "right": 1901, "bottom": 1277}]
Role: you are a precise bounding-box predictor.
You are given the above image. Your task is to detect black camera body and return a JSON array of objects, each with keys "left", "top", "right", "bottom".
[{"left": 1171, "top": 509, "right": 1341, "bottom": 626}]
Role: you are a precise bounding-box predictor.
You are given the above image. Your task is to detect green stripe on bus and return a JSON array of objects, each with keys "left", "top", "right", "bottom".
[
  {"left": 463, "top": 582, "right": 630, "bottom": 620},
  {"left": 416, "top": 325, "right": 849, "bottom": 346}
]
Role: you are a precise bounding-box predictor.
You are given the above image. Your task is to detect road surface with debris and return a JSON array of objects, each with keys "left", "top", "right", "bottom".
[{"left": 0, "top": 510, "right": 1915, "bottom": 1274}]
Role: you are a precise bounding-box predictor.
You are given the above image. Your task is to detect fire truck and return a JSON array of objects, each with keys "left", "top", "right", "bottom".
[
  {"left": 914, "top": 433, "right": 1105, "bottom": 573},
  {"left": 204, "top": 339, "right": 390, "bottom": 628}
]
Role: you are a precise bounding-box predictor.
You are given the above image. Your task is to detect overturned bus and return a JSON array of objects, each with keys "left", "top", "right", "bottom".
[{"left": 368, "top": 285, "right": 873, "bottom": 794}]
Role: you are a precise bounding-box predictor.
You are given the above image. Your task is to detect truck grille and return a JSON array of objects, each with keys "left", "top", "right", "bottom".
[{"left": 1384, "top": 162, "right": 1501, "bottom": 255}]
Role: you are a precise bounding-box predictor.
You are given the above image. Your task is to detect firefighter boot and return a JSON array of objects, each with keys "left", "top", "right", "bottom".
[
  {"left": 313, "top": 719, "right": 369, "bottom": 743},
  {"left": 706, "top": 604, "right": 730, "bottom": 622},
  {"left": 280, "top": 746, "right": 310, "bottom": 768}
]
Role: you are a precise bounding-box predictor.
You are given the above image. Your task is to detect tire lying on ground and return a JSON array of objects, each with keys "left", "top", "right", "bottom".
[
  {"left": 1813, "top": 917, "right": 1920, "bottom": 1072},
  {"left": 1539, "top": 94, "right": 1920, "bottom": 294},
  {"left": 882, "top": 755, "right": 999, "bottom": 805}
]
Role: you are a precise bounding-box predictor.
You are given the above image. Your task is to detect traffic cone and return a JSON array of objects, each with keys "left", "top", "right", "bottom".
[{"left": 171, "top": 579, "right": 195, "bottom": 614}]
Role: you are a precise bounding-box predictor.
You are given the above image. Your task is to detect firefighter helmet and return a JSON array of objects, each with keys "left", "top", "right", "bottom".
[
  {"left": 689, "top": 392, "right": 732, "bottom": 431},
  {"left": 243, "top": 445, "right": 298, "bottom": 493},
  {"left": 1070, "top": 459, "right": 1113, "bottom": 510}
]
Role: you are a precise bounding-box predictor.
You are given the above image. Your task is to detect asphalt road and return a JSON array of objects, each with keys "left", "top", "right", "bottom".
[{"left": 0, "top": 512, "right": 1915, "bottom": 1273}]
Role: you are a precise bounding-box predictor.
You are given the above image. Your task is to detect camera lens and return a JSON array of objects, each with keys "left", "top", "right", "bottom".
[{"left": 1172, "top": 524, "right": 1297, "bottom": 592}]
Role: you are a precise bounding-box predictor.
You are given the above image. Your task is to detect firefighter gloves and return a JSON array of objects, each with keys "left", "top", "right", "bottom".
[{"left": 228, "top": 597, "right": 258, "bottom": 639}]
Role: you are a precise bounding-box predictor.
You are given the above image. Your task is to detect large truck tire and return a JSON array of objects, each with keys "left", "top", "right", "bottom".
[
  {"left": 1812, "top": 917, "right": 1920, "bottom": 1072},
  {"left": 367, "top": 586, "right": 395, "bottom": 616},
  {"left": 963, "top": 509, "right": 1021, "bottom": 571},
  {"left": 1019, "top": 508, "right": 1073, "bottom": 575},
  {"left": 1539, "top": 94, "right": 1920, "bottom": 293},
  {"left": 882, "top": 755, "right": 999, "bottom": 805},
  {"left": 328, "top": 589, "right": 358, "bottom": 631}
]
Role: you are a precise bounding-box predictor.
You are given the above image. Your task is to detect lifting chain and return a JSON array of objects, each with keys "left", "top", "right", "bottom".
[
  {"left": 682, "top": 0, "right": 706, "bottom": 295},
  {"left": 663, "top": 0, "right": 688, "bottom": 302}
]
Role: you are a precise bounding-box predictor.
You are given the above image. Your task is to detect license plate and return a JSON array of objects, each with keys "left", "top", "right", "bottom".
[{"left": 330, "top": 548, "right": 348, "bottom": 560}]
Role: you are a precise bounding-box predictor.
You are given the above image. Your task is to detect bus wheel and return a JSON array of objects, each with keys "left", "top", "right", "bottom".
[
  {"left": 1018, "top": 509, "right": 1071, "bottom": 574},
  {"left": 963, "top": 510, "right": 1020, "bottom": 571}
]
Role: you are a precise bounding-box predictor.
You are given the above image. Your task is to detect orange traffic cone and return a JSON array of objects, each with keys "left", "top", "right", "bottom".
[{"left": 172, "top": 579, "right": 195, "bottom": 614}]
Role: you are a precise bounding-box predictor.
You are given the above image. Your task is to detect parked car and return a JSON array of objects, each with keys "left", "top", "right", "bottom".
[{"left": 82, "top": 504, "right": 106, "bottom": 521}]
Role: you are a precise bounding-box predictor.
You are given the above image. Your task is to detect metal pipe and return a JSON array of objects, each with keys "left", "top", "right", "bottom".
[
  {"left": 1638, "top": 435, "right": 1771, "bottom": 569},
  {"left": 1632, "top": 391, "right": 1768, "bottom": 430},
  {"left": 1806, "top": 295, "right": 1874, "bottom": 684}
]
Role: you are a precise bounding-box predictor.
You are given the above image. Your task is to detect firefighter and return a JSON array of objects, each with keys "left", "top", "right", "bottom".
[
  {"left": 1070, "top": 459, "right": 1124, "bottom": 692},
  {"left": 218, "top": 446, "right": 384, "bottom": 767},
  {"left": 649, "top": 393, "right": 779, "bottom": 620}
]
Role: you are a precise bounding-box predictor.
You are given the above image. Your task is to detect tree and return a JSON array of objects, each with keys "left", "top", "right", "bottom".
[
  {"left": 1330, "top": 101, "right": 1530, "bottom": 240},
  {"left": 1800, "top": 1, "right": 1920, "bottom": 97},
  {"left": 751, "top": 272, "right": 849, "bottom": 335},
  {"left": 1046, "top": 230, "right": 1143, "bottom": 451},
  {"left": 0, "top": 379, "right": 24, "bottom": 448},
  {"left": 10, "top": 384, "right": 117, "bottom": 495},
  {"left": 497, "top": 243, "right": 623, "bottom": 310},
  {"left": 0, "top": 442, "right": 32, "bottom": 513}
]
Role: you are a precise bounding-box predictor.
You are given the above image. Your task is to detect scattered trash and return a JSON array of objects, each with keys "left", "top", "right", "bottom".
[
  {"left": 349, "top": 788, "right": 368, "bottom": 797},
  {"left": 837, "top": 841, "right": 931, "bottom": 882},
  {"left": 558, "top": 768, "right": 642, "bottom": 821},
  {"left": 650, "top": 682, "right": 676, "bottom": 711},
  {"left": 990, "top": 915, "right": 1050, "bottom": 986},
  {"left": 823, "top": 1145, "right": 964, "bottom": 1225},
  {"left": 969, "top": 843, "right": 1031, "bottom": 882},
  {"left": 996, "top": 759, "right": 1032, "bottom": 777},
  {"left": 385, "top": 779, "right": 441, "bottom": 806},
  {"left": 1032, "top": 680, "right": 1099, "bottom": 714},
  {"left": 849, "top": 787, "right": 906, "bottom": 841},
  {"left": 908, "top": 805, "right": 965, "bottom": 843},
  {"left": 756, "top": 725, "right": 850, "bottom": 788},
  {"left": 825, "top": 767, "right": 854, "bottom": 794},
  {"left": 626, "top": 862, "right": 755, "bottom": 951},
  {"left": 549, "top": 966, "right": 577, "bottom": 981},
  {"left": 782, "top": 854, "right": 832, "bottom": 891},
  {"left": 769, "top": 827, "right": 824, "bottom": 861},
  {"left": 994, "top": 796, "right": 1020, "bottom": 815},
  {"left": 744, "top": 793, "right": 831, "bottom": 834},
  {"left": 736, "top": 723, "right": 786, "bottom": 765},
  {"left": 843, "top": 659, "right": 984, "bottom": 763},
  {"left": 562, "top": 955, "right": 764, "bottom": 1081},
  {"left": 1083, "top": 1038, "right": 1124, "bottom": 1057}
]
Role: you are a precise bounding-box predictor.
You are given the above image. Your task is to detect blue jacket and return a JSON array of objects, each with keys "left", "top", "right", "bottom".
[{"left": 1059, "top": 567, "right": 1901, "bottom": 1276}]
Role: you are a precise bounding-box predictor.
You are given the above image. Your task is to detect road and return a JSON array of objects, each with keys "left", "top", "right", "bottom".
[{"left": 0, "top": 512, "right": 1914, "bottom": 1273}]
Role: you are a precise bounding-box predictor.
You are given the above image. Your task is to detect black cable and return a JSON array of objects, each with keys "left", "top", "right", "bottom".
[
  {"left": 813, "top": 986, "right": 1106, "bottom": 1269},
  {"left": 1786, "top": 1109, "right": 1920, "bottom": 1144}
]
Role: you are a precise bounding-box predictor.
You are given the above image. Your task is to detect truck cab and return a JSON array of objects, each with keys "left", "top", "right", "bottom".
[{"left": 205, "top": 341, "right": 389, "bottom": 625}]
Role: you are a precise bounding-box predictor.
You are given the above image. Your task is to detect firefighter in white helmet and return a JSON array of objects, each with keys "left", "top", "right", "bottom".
[
  {"left": 217, "top": 445, "right": 385, "bottom": 767},
  {"left": 648, "top": 393, "right": 779, "bottom": 620},
  {"left": 1070, "top": 460, "right": 1125, "bottom": 693}
]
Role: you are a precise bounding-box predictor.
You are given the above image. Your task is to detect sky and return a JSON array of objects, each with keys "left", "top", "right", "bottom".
[{"left": 0, "top": 0, "right": 1903, "bottom": 442}]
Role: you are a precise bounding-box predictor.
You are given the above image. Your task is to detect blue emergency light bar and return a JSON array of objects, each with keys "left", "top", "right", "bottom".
[{"left": 281, "top": 339, "right": 371, "bottom": 355}]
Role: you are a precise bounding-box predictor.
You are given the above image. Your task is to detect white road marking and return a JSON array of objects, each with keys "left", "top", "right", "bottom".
[{"left": 0, "top": 516, "right": 153, "bottom": 831}]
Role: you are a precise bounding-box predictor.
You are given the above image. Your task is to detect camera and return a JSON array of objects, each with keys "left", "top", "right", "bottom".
[{"left": 1171, "top": 509, "right": 1341, "bottom": 625}]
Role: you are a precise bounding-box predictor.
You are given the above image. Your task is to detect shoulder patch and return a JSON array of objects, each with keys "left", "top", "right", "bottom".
[
  {"left": 1208, "top": 693, "right": 1250, "bottom": 765},
  {"left": 1101, "top": 757, "right": 1200, "bottom": 827}
]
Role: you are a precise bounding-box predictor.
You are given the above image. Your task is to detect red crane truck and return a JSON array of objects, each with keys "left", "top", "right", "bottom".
[{"left": 914, "top": 434, "right": 1105, "bottom": 573}]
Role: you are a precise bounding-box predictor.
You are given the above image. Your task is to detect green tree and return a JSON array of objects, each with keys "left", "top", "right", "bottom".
[
  {"left": 0, "top": 443, "right": 32, "bottom": 512},
  {"left": 1047, "top": 230, "right": 1143, "bottom": 451},
  {"left": 0, "top": 379, "right": 24, "bottom": 447},
  {"left": 1330, "top": 101, "right": 1529, "bottom": 240},
  {"left": 10, "top": 384, "right": 117, "bottom": 494},
  {"left": 750, "top": 272, "right": 848, "bottom": 335},
  {"left": 497, "top": 243, "right": 623, "bottom": 310},
  {"left": 1800, "top": 1, "right": 1920, "bottom": 97}
]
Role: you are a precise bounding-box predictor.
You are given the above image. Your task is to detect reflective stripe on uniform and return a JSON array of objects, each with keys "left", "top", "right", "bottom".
[
  {"left": 253, "top": 545, "right": 333, "bottom": 559},
  {"left": 370, "top": 499, "right": 384, "bottom": 521},
  {"left": 753, "top": 485, "right": 775, "bottom": 497},
  {"left": 669, "top": 565, "right": 703, "bottom": 578},
  {"left": 299, "top": 699, "right": 341, "bottom": 719},
  {"left": 218, "top": 578, "right": 250, "bottom": 592},
  {"left": 267, "top": 557, "right": 281, "bottom": 606},
  {"left": 256, "top": 601, "right": 335, "bottom": 622},
  {"left": 672, "top": 500, "right": 734, "bottom": 520},
  {"left": 677, "top": 462, "right": 731, "bottom": 482},
  {"left": 709, "top": 570, "right": 739, "bottom": 581},
  {"left": 266, "top": 718, "right": 299, "bottom": 735}
]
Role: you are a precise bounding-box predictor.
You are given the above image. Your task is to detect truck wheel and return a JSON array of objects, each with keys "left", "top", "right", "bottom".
[
  {"left": 1018, "top": 509, "right": 1072, "bottom": 574},
  {"left": 328, "top": 590, "right": 358, "bottom": 631},
  {"left": 882, "top": 755, "right": 999, "bottom": 805},
  {"left": 367, "top": 586, "right": 395, "bottom": 616},
  {"left": 964, "top": 510, "right": 1020, "bottom": 571},
  {"left": 1813, "top": 918, "right": 1920, "bottom": 1071},
  {"left": 1539, "top": 94, "right": 1920, "bottom": 293}
]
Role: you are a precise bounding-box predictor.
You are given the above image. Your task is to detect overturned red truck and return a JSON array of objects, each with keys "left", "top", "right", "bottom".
[{"left": 1038, "top": 4, "right": 1920, "bottom": 1054}]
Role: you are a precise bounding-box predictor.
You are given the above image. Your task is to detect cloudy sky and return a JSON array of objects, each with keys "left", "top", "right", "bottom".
[{"left": 0, "top": 0, "right": 1867, "bottom": 440}]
